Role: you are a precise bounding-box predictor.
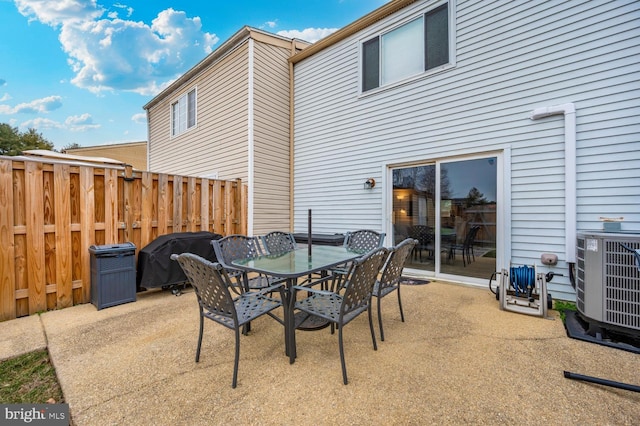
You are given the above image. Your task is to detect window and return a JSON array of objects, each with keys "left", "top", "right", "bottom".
[
  {"left": 362, "top": 3, "right": 450, "bottom": 92},
  {"left": 171, "top": 88, "right": 196, "bottom": 136}
]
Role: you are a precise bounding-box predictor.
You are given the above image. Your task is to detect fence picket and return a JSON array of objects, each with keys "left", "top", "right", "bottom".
[{"left": 0, "top": 156, "right": 246, "bottom": 321}]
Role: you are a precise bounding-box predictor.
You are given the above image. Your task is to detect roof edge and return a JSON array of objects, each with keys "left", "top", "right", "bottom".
[{"left": 143, "top": 26, "right": 309, "bottom": 111}]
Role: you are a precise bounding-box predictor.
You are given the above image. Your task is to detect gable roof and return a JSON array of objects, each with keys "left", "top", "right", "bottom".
[
  {"left": 290, "top": 0, "right": 417, "bottom": 64},
  {"left": 143, "top": 26, "right": 309, "bottom": 111}
]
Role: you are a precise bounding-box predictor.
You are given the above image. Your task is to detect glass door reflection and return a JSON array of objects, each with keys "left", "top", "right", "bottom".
[{"left": 391, "top": 156, "right": 497, "bottom": 280}]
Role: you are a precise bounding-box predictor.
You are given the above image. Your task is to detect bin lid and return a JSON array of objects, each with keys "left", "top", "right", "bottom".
[{"left": 89, "top": 242, "right": 136, "bottom": 254}]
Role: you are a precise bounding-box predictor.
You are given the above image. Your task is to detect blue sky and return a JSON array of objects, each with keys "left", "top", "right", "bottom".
[{"left": 0, "top": 0, "right": 387, "bottom": 151}]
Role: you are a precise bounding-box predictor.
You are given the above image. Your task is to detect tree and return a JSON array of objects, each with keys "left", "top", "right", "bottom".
[
  {"left": 62, "top": 142, "right": 81, "bottom": 151},
  {"left": 464, "top": 187, "right": 488, "bottom": 207},
  {"left": 0, "top": 123, "right": 54, "bottom": 156}
]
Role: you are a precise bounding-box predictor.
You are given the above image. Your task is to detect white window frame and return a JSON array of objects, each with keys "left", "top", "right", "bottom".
[
  {"left": 171, "top": 87, "right": 197, "bottom": 137},
  {"left": 360, "top": 0, "right": 456, "bottom": 95}
]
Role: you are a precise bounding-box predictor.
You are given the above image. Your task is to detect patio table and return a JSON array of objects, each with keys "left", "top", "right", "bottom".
[{"left": 231, "top": 245, "right": 364, "bottom": 364}]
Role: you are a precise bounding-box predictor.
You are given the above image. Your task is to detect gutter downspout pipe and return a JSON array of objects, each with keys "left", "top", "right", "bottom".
[{"left": 530, "top": 103, "right": 576, "bottom": 263}]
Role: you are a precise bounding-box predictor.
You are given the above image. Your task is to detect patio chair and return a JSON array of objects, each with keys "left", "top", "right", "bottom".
[
  {"left": 372, "top": 238, "right": 417, "bottom": 341},
  {"left": 292, "top": 247, "right": 389, "bottom": 384},
  {"left": 407, "top": 225, "right": 433, "bottom": 261},
  {"left": 172, "top": 253, "right": 285, "bottom": 388},
  {"left": 260, "top": 231, "right": 297, "bottom": 255},
  {"left": 447, "top": 225, "right": 481, "bottom": 266},
  {"left": 212, "top": 234, "right": 282, "bottom": 293},
  {"left": 330, "top": 229, "right": 386, "bottom": 290}
]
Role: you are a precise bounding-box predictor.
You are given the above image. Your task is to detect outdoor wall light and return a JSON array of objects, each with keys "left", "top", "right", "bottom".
[{"left": 364, "top": 178, "right": 376, "bottom": 189}]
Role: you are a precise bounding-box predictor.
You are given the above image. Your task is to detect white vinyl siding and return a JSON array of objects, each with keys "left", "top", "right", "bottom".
[
  {"left": 252, "top": 42, "right": 292, "bottom": 234},
  {"left": 293, "top": 0, "right": 640, "bottom": 300},
  {"left": 148, "top": 43, "right": 250, "bottom": 180}
]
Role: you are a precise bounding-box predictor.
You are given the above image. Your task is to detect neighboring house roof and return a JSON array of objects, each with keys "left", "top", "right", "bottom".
[
  {"left": 63, "top": 141, "right": 147, "bottom": 170},
  {"left": 21, "top": 149, "right": 127, "bottom": 167},
  {"left": 290, "top": 0, "right": 416, "bottom": 64},
  {"left": 143, "top": 26, "right": 309, "bottom": 111}
]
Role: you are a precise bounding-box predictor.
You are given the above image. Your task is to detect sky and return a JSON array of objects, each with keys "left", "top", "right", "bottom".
[{"left": 0, "top": 0, "right": 387, "bottom": 151}]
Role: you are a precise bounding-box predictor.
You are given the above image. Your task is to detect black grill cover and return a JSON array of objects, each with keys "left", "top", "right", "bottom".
[{"left": 136, "top": 231, "right": 222, "bottom": 290}]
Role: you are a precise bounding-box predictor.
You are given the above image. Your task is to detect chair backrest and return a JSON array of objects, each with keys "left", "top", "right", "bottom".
[
  {"left": 261, "top": 231, "right": 297, "bottom": 255},
  {"left": 211, "top": 234, "right": 263, "bottom": 267},
  {"left": 341, "top": 247, "right": 389, "bottom": 318},
  {"left": 343, "top": 230, "right": 386, "bottom": 252},
  {"left": 408, "top": 225, "right": 433, "bottom": 245},
  {"left": 463, "top": 226, "right": 481, "bottom": 248},
  {"left": 173, "top": 253, "right": 238, "bottom": 327},
  {"left": 378, "top": 238, "right": 417, "bottom": 291}
]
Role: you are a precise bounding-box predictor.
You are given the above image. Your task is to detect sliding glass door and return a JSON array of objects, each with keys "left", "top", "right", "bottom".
[{"left": 391, "top": 156, "right": 497, "bottom": 280}]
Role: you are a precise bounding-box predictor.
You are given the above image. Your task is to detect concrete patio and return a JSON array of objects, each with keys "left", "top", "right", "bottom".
[{"left": 1, "top": 281, "right": 638, "bottom": 425}]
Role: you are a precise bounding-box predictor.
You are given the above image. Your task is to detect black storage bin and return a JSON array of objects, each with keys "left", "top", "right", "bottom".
[
  {"left": 89, "top": 242, "right": 136, "bottom": 310},
  {"left": 293, "top": 233, "right": 345, "bottom": 246}
]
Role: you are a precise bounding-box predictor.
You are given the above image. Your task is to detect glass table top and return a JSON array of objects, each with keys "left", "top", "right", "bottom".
[{"left": 231, "top": 245, "right": 365, "bottom": 277}]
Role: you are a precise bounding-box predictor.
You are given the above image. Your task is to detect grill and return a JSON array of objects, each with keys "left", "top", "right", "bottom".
[{"left": 136, "top": 232, "right": 222, "bottom": 291}]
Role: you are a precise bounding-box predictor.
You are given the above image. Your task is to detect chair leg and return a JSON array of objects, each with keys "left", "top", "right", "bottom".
[
  {"left": 368, "top": 306, "right": 377, "bottom": 351},
  {"left": 338, "top": 326, "right": 348, "bottom": 385},
  {"left": 196, "top": 313, "right": 204, "bottom": 362},
  {"left": 232, "top": 327, "right": 240, "bottom": 388},
  {"left": 397, "top": 287, "right": 405, "bottom": 323},
  {"left": 376, "top": 296, "right": 385, "bottom": 342}
]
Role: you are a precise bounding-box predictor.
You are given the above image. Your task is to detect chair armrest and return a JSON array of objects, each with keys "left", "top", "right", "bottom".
[
  {"left": 257, "top": 282, "right": 286, "bottom": 296},
  {"left": 291, "top": 285, "right": 336, "bottom": 296}
]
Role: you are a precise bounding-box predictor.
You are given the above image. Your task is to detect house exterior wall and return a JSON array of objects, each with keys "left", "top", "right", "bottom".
[
  {"left": 252, "top": 41, "right": 293, "bottom": 234},
  {"left": 292, "top": 0, "right": 640, "bottom": 299},
  {"left": 146, "top": 28, "right": 304, "bottom": 236},
  {"left": 147, "top": 42, "right": 250, "bottom": 181}
]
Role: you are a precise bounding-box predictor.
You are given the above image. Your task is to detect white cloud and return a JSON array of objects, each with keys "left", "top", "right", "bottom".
[
  {"left": 16, "top": 1, "right": 219, "bottom": 95},
  {"left": 65, "top": 113, "right": 100, "bottom": 131},
  {"left": 0, "top": 93, "right": 11, "bottom": 102},
  {"left": 277, "top": 27, "right": 338, "bottom": 43},
  {"left": 261, "top": 20, "right": 278, "bottom": 29},
  {"left": 131, "top": 112, "right": 146, "bottom": 123},
  {"left": 109, "top": 3, "right": 133, "bottom": 19},
  {"left": 20, "top": 117, "right": 63, "bottom": 130},
  {"left": 0, "top": 95, "right": 63, "bottom": 114},
  {"left": 15, "top": 0, "right": 104, "bottom": 26}
]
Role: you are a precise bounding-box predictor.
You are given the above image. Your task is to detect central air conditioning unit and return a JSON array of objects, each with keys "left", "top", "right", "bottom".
[{"left": 575, "top": 231, "right": 640, "bottom": 338}]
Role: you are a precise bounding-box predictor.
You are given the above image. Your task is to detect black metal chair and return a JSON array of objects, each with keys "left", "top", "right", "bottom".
[
  {"left": 330, "top": 229, "right": 386, "bottom": 290},
  {"left": 407, "top": 225, "right": 433, "bottom": 261},
  {"left": 343, "top": 229, "right": 386, "bottom": 251},
  {"left": 292, "top": 247, "right": 389, "bottom": 384},
  {"left": 172, "top": 253, "right": 285, "bottom": 388},
  {"left": 372, "top": 238, "right": 417, "bottom": 341},
  {"left": 448, "top": 225, "right": 481, "bottom": 266},
  {"left": 260, "top": 231, "right": 297, "bottom": 255},
  {"left": 212, "top": 234, "right": 282, "bottom": 293}
]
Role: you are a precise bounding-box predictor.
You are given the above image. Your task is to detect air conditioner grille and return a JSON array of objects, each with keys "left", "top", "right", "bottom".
[{"left": 604, "top": 239, "right": 640, "bottom": 330}]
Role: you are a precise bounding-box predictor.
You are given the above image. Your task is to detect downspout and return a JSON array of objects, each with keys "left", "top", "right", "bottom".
[
  {"left": 530, "top": 103, "right": 576, "bottom": 262},
  {"left": 247, "top": 38, "right": 255, "bottom": 235}
]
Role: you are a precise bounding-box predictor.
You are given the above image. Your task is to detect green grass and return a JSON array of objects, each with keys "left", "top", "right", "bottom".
[
  {"left": 0, "top": 349, "right": 64, "bottom": 404},
  {"left": 554, "top": 300, "right": 577, "bottom": 322}
]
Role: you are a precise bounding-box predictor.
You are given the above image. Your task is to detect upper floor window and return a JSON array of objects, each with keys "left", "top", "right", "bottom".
[
  {"left": 171, "top": 88, "right": 196, "bottom": 136},
  {"left": 362, "top": 3, "right": 450, "bottom": 93}
]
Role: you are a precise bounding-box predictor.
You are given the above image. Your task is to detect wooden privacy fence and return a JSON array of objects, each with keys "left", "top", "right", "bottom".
[{"left": 0, "top": 155, "right": 247, "bottom": 321}]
